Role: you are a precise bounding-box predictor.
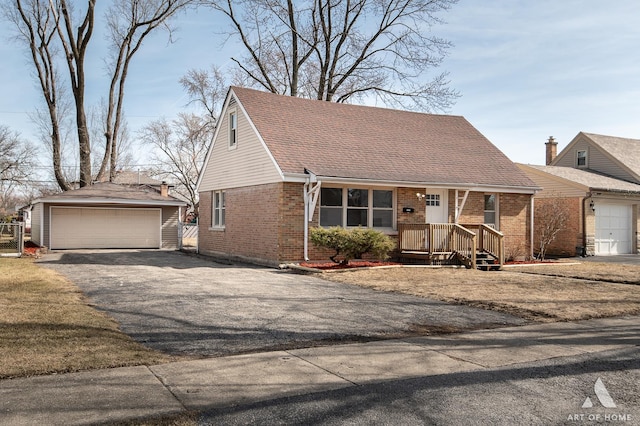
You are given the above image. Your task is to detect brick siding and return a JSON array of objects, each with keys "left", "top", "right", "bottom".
[{"left": 533, "top": 197, "right": 584, "bottom": 257}]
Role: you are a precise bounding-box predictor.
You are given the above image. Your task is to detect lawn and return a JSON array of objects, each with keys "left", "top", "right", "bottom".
[
  {"left": 0, "top": 257, "right": 175, "bottom": 379},
  {"left": 318, "top": 262, "right": 640, "bottom": 322}
]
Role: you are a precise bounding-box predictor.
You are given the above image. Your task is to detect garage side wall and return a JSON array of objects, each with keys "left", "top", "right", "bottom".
[
  {"left": 31, "top": 203, "right": 43, "bottom": 247},
  {"left": 161, "top": 206, "right": 180, "bottom": 250}
]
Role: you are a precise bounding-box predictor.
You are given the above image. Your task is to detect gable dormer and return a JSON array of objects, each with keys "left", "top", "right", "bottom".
[{"left": 551, "top": 132, "right": 640, "bottom": 184}]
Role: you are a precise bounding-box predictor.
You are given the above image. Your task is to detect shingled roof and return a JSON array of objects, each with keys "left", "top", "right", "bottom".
[
  {"left": 35, "top": 182, "right": 186, "bottom": 205},
  {"left": 523, "top": 164, "right": 640, "bottom": 193},
  {"left": 231, "top": 87, "right": 537, "bottom": 190},
  {"left": 581, "top": 132, "right": 640, "bottom": 179}
]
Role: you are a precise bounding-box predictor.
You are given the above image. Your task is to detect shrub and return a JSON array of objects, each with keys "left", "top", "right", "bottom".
[{"left": 309, "top": 227, "right": 396, "bottom": 265}]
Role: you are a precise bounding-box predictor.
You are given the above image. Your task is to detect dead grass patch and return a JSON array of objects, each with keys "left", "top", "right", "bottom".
[
  {"left": 0, "top": 258, "right": 175, "bottom": 379},
  {"left": 318, "top": 265, "right": 640, "bottom": 322},
  {"left": 511, "top": 262, "right": 640, "bottom": 284}
]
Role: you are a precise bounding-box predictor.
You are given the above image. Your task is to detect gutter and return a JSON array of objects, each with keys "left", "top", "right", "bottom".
[{"left": 284, "top": 173, "right": 540, "bottom": 194}]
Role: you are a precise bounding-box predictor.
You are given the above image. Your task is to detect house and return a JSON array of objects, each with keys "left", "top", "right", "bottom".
[
  {"left": 196, "top": 87, "right": 539, "bottom": 267},
  {"left": 30, "top": 182, "right": 187, "bottom": 250},
  {"left": 518, "top": 133, "right": 640, "bottom": 256}
]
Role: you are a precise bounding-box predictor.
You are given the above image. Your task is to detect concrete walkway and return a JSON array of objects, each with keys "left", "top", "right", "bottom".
[{"left": 1, "top": 316, "right": 638, "bottom": 425}]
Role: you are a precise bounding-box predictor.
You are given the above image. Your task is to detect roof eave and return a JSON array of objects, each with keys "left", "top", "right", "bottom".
[
  {"left": 33, "top": 197, "right": 188, "bottom": 207},
  {"left": 283, "top": 173, "right": 539, "bottom": 194}
]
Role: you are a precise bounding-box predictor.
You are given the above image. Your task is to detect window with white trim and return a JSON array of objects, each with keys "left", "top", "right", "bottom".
[
  {"left": 320, "top": 187, "right": 394, "bottom": 229},
  {"left": 229, "top": 111, "right": 237, "bottom": 149},
  {"left": 577, "top": 150, "right": 587, "bottom": 167},
  {"left": 484, "top": 194, "right": 497, "bottom": 229},
  {"left": 212, "top": 190, "right": 225, "bottom": 227}
]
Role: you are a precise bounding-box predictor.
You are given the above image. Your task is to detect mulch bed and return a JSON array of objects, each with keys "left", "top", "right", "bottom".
[
  {"left": 23, "top": 241, "right": 41, "bottom": 256},
  {"left": 299, "top": 260, "right": 402, "bottom": 270}
]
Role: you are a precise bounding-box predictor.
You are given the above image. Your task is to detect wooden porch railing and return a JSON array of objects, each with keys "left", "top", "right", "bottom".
[
  {"left": 397, "top": 223, "right": 477, "bottom": 268},
  {"left": 398, "top": 223, "right": 504, "bottom": 269},
  {"left": 461, "top": 224, "right": 505, "bottom": 267}
]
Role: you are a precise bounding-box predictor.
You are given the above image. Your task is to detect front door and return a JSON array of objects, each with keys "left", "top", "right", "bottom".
[{"left": 424, "top": 189, "right": 448, "bottom": 223}]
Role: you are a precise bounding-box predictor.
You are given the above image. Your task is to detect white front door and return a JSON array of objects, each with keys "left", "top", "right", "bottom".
[
  {"left": 424, "top": 189, "right": 448, "bottom": 223},
  {"left": 595, "top": 203, "right": 632, "bottom": 255}
]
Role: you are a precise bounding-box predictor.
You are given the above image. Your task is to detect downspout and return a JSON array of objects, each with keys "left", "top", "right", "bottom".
[
  {"left": 304, "top": 182, "right": 310, "bottom": 261},
  {"left": 530, "top": 196, "right": 535, "bottom": 259},
  {"left": 303, "top": 170, "right": 320, "bottom": 261}
]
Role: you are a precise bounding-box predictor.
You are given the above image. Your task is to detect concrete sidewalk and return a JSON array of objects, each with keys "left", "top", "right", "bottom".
[{"left": 1, "top": 316, "right": 638, "bottom": 425}]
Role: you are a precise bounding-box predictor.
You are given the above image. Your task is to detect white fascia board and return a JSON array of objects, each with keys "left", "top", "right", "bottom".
[
  {"left": 195, "top": 89, "right": 232, "bottom": 192},
  {"left": 286, "top": 174, "right": 539, "bottom": 194}
]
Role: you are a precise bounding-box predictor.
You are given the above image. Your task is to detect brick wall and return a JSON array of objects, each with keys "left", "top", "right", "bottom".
[
  {"left": 198, "top": 183, "right": 281, "bottom": 265},
  {"left": 533, "top": 197, "right": 583, "bottom": 257},
  {"left": 397, "top": 188, "right": 426, "bottom": 224},
  {"left": 454, "top": 191, "right": 532, "bottom": 260},
  {"left": 499, "top": 193, "right": 532, "bottom": 260}
]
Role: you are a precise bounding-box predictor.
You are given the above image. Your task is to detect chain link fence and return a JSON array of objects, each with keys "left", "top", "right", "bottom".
[{"left": 0, "top": 222, "right": 24, "bottom": 257}]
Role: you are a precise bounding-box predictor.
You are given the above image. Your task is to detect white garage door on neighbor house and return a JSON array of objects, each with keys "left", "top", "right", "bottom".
[
  {"left": 595, "top": 203, "right": 633, "bottom": 255},
  {"left": 50, "top": 207, "right": 161, "bottom": 249}
]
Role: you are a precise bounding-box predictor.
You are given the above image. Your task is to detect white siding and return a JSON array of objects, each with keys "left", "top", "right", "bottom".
[
  {"left": 517, "top": 165, "right": 587, "bottom": 198},
  {"left": 554, "top": 136, "right": 637, "bottom": 182},
  {"left": 198, "top": 97, "right": 283, "bottom": 192},
  {"left": 31, "top": 203, "right": 43, "bottom": 246}
]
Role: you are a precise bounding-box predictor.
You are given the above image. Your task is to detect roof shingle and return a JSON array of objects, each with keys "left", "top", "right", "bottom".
[{"left": 231, "top": 87, "right": 537, "bottom": 189}]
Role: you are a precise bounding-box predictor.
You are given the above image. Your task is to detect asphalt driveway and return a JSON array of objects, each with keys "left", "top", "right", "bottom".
[{"left": 38, "top": 250, "right": 526, "bottom": 357}]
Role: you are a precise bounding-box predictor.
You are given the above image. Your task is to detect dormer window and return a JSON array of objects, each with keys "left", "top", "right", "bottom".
[
  {"left": 577, "top": 150, "right": 587, "bottom": 167},
  {"left": 229, "top": 111, "right": 237, "bottom": 149}
]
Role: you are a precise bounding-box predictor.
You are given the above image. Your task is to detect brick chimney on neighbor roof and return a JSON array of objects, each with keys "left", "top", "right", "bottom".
[
  {"left": 160, "top": 181, "right": 169, "bottom": 197},
  {"left": 545, "top": 136, "right": 558, "bottom": 165}
]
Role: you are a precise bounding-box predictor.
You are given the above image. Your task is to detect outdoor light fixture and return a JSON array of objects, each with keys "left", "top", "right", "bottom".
[
  {"left": 416, "top": 192, "right": 426, "bottom": 201},
  {"left": 590, "top": 200, "right": 595, "bottom": 212}
]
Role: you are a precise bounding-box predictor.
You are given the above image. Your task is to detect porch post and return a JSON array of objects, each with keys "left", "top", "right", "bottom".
[{"left": 303, "top": 172, "right": 320, "bottom": 261}]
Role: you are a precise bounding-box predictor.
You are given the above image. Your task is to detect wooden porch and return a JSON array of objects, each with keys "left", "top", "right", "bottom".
[{"left": 397, "top": 223, "right": 505, "bottom": 270}]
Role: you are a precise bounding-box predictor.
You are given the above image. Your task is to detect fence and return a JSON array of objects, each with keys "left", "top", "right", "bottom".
[
  {"left": 0, "top": 222, "right": 24, "bottom": 257},
  {"left": 178, "top": 222, "right": 198, "bottom": 250}
]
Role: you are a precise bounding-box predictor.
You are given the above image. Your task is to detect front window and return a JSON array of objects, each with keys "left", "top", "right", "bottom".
[
  {"left": 320, "top": 187, "right": 394, "bottom": 229},
  {"left": 577, "top": 150, "right": 587, "bottom": 167},
  {"left": 212, "top": 190, "right": 225, "bottom": 227},
  {"left": 484, "top": 194, "right": 497, "bottom": 228}
]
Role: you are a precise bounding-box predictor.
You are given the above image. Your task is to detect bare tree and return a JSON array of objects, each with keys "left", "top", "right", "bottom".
[
  {"left": 96, "top": 0, "right": 193, "bottom": 183},
  {"left": 535, "top": 198, "right": 571, "bottom": 261},
  {"left": 180, "top": 65, "right": 228, "bottom": 121},
  {"left": 4, "top": 0, "right": 193, "bottom": 190},
  {"left": 205, "top": 0, "right": 459, "bottom": 111},
  {"left": 0, "top": 125, "right": 36, "bottom": 215},
  {"left": 140, "top": 113, "right": 214, "bottom": 215},
  {"left": 4, "top": 1, "right": 71, "bottom": 190}
]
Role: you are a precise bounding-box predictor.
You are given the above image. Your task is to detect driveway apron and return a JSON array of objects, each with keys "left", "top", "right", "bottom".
[{"left": 38, "top": 250, "right": 526, "bottom": 356}]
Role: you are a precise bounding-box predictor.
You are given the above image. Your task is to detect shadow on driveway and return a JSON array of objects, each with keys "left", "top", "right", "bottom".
[{"left": 38, "top": 250, "right": 527, "bottom": 357}]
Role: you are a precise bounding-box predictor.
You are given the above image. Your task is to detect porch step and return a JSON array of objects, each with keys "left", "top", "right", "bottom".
[{"left": 476, "top": 251, "right": 500, "bottom": 271}]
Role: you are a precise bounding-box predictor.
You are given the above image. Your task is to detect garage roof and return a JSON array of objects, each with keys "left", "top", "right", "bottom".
[{"left": 34, "top": 182, "right": 187, "bottom": 206}]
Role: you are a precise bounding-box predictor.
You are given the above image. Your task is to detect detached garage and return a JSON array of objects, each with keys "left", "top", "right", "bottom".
[{"left": 31, "top": 183, "right": 187, "bottom": 250}]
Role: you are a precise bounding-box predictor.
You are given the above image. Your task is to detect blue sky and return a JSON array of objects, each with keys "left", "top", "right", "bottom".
[{"left": 1, "top": 0, "right": 639, "bottom": 172}]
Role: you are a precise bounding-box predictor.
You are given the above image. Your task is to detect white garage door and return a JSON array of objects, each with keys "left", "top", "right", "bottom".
[
  {"left": 595, "top": 203, "right": 632, "bottom": 255},
  {"left": 50, "top": 207, "right": 161, "bottom": 249}
]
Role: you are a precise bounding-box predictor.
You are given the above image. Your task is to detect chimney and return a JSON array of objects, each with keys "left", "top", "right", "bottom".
[
  {"left": 545, "top": 136, "right": 557, "bottom": 165},
  {"left": 160, "top": 181, "right": 169, "bottom": 197}
]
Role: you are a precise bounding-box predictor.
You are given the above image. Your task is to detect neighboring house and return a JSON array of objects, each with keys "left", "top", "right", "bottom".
[
  {"left": 196, "top": 87, "right": 539, "bottom": 267},
  {"left": 519, "top": 133, "right": 640, "bottom": 256},
  {"left": 17, "top": 205, "right": 32, "bottom": 233},
  {"left": 30, "top": 182, "right": 187, "bottom": 250}
]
